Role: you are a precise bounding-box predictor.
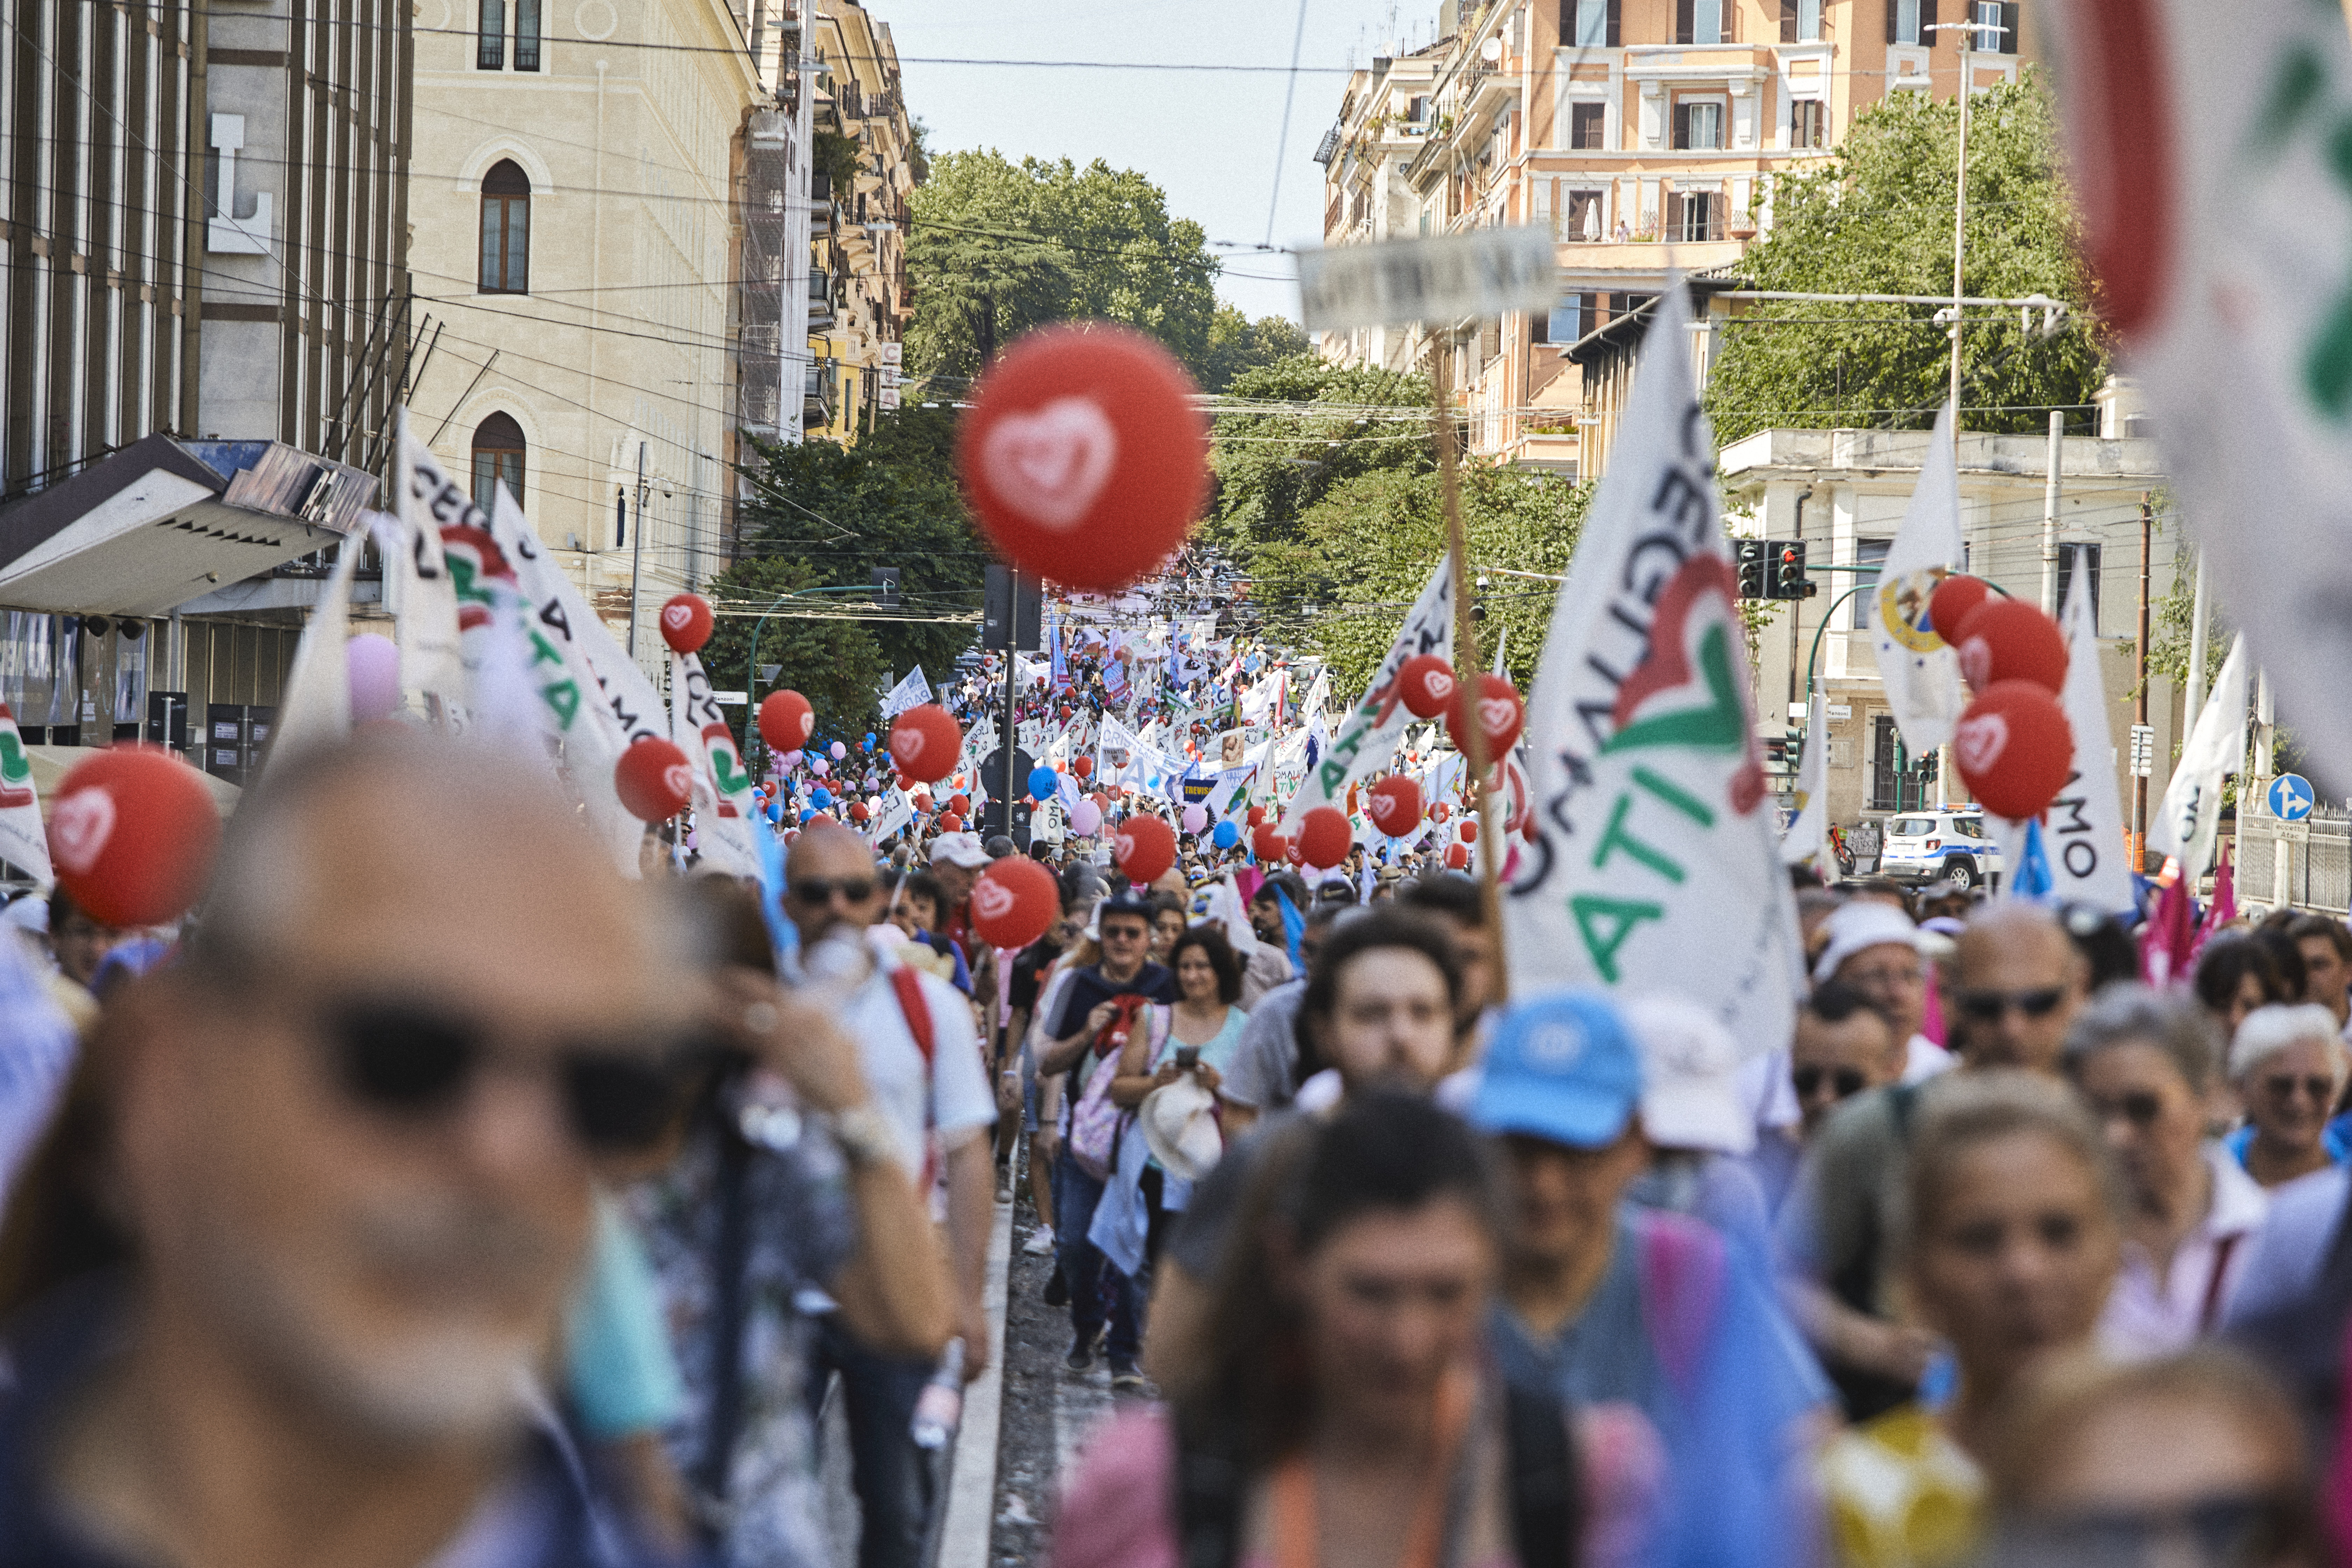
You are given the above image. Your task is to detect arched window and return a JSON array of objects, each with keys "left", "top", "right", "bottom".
[
  {"left": 471, "top": 411, "right": 526, "bottom": 506},
  {"left": 479, "top": 160, "right": 530, "bottom": 293}
]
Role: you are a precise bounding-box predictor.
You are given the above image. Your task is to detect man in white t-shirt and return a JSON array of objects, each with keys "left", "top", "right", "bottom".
[{"left": 787, "top": 826, "right": 996, "bottom": 1568}]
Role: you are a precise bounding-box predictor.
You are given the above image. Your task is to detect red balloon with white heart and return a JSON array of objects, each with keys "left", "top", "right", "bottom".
[
  {"left": 888, "top": 704, "right": 964, "bottom": 784},
  {"left": 970, "top": 856, "right": 1059, "bottom": 950},
  {"left": 1366, "top": 775, "right": 1423, "bottom": 836},
  {"left": 1298, "top": 805, "right": 1352, "bottom": 869},
  {"left": 1114, "top": 813, "right": 1177, "bottom": 883},
  {"left": 1928, "top": 574, "right": 1992, "bottom": 642},
  {"left": 659, "top": 593, "right": 714, "bottom": 655},
  {"left": 1446, "top": 674, "right": 1525, "bottom": 758},
  {"left": 616, "top": 738, "right": 695, "bottom": 822},
  {"left": 955, "top": 322, "right": 1209, "bottom": 592},
  {"left": 1251, "top": 824, "right": 1288, "bottom": 862},
  {"left": 1396, "top": 653, "right": 1456, "bottom": 720},
  {"left": 1954, "top": 599, "right": 2068, "bottom": 696},
  {"left": 47, "top": 745, "right": 221, "bottom": 928},
  {"left": 1953, "top": 679, "right": 2074, "bottom": 820},
  {"left": 759, "top": 690, "right": 815, "bottom": 752}
]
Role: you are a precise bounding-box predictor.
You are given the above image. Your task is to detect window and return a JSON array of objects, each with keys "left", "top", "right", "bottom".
[
  {"left": 1672, "top": 100, "right": 1723, "bottom": 150},
  {"left": 1566, "top": 188, "right": 1605, "bottom": 239},
  {"left": 1666, "top": 190, "right": 1721, "bottom": 241},
  {"left": 479, "top": 161, "right": 529, "bottom": 293},
  {"left": 2055, "top": 543, "right": 2104, "bottom": 625},
  {"left": 1887, "top": 0, "right": 1931, "bottom": 46},
  {"left": 470, "top": 412, "right": 526, "bottom": 507},
  {"left": 1791, "top": 98, "right": 1826, "bottom": 147},
  {"left": 1562, "top": 0, "right": 1619, "bottom": 46},
  {"left": 477, "top": 0, "right": 504, "bottom": 69},
  {"left": 1780, "top": 0, "right": 1823, "bottom": 41},
  {"left": 1569, "top": 101, "right": 1608, "bottom": 149},
  {"left": 514, "top": 0, "right": 540, "bottom": 70},
  {"left": 1852, "top": 537, "right": 1891, "bottom": 629},
  {"left": 1971, "top": 0, "right": 2018, "bottom": 51},
  {"left": 1541, "top": 292, "right": 1596, "bottom": 345},
  {"left": 1871, "top": 715, "right": 1906, "bottom": 811},
  {"left": 1676, "top": 0, "right": 1726, "bottom": 43}
]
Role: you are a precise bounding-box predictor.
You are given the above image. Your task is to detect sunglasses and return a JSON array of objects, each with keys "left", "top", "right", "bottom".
[
  {"left": 2263, "top": 1073, "right": 2337, "bottom": 1104},
  {"left": 2000, "top": 1490, "right": 2305, "bottom": 1568},
  {"left": 2091, "top": 1091, "right": 2166, "bottom": 1128},
  {"left": 1792, "top": 1065, "right": 1869, "bottom": 1101},
  {"left": 323, "top": 997, "right": 715, "bottom": 1154},
  {"left": 1100, "top": 923, "right": 1149, "bottom": 942},
  {"left": 788, "top": 876, "right": 878, "bottom": 906},
  {"left": 1955, "top": 985, "right": 2067, "bottom": 1022}
]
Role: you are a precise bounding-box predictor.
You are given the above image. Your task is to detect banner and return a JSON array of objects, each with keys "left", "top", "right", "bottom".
[
  {"left": 1503, "top": 281, "right": 1802, "bottom": 1058},
  {"left": 2039, "top": 573, "right": 2137, "bottom": 912},
  {"left": 1780, "top": 692, "right": 1827, "bottom": 869},
  {"left": 390, "top": 412, "right": 471, "bottom": 732},
  {"left": 0, "top": 704, "right": 50, "bottom": 887},
  {"left": 881, "top": 665, "right": 932, "bottom": 720},
  {"left": 2150, "top": 634, "right": 2248, "bottom": 880},
  {"left": 670, "top": 651, "right": 761, "bottom": 878},
  {"left": 1868, "top": 402, "right": 1968, "bottom": 756},
  {"left": 1281, "top": 555, "right": 1452, "bottom": 833}
]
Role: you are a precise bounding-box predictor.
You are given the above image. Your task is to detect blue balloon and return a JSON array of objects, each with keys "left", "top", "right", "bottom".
[
  {"left": 1211, "top": 820, "right": 1240, "bottom": 849},
  {"left": 766, "top": 800, "right": 784, "bottom": 823},
  {"left": 811, "top": 786, "right": 833, "bottom": 808},
  {"left": 1028, "top": 765, "right": 1059, "bottom": 800},
  {"left": 798, "top": 808, "right": 816, "bottom": 824},
  {"left": 864, "top": 732, "right": 876, "bottom": 745}
]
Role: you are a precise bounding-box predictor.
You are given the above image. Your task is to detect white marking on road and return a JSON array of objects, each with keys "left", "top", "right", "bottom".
[{"left": 939, "top": 1195, "right": 1015, "bottom": 1568}]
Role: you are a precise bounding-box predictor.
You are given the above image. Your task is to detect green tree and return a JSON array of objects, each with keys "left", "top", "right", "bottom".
[
  {"left": 905, "top": 151, "right": 1222, "bottom": 384},
  {"left": 699, "top": 557, "right": 890, "bottom": 748},
  {"left": 1706, "top": 79, "right": 2108, "bottom": 444},
  {"left": 1199, "top": 305, "right": 1312, "bottom": 392},
  {"left": 1203, "top": 355, "right": 1436, "bottom": 565}
]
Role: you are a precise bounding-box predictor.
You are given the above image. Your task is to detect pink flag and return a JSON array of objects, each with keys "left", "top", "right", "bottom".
[
  {"left": 2140, "top": 873, "right": 2196, "bottom": 988},
  {"left": 2192, "top": 841, "right": 2238, "bottom": 962}
]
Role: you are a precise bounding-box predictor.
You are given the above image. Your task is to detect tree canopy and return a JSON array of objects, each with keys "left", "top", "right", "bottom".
[
  {"left": 1202, "top": 354, "right": 1437, "bottom": 562},
  {"left": 1705, "top": 78, "right": 2108, "bottom": 444}
]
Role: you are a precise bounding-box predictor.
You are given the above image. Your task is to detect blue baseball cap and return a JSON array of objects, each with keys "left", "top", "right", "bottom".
[{"left": 1469, "top": 987, "right": 1643, "bottom": 1149}]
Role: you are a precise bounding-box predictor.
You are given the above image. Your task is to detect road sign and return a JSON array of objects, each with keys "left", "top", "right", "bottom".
[
  {"left": 2268, "top": 772, "right": 2316, "bottom": 821},
  {"left": 2128, "top": 723, "right": 2154, "bottom": 778},
  {"left": 1297, "top": 226, "right": 1558, "bottom": 332}
]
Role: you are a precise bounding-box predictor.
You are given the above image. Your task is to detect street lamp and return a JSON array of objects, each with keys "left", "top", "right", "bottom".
[
  {"left": 738, "top": 583, "right": 882, "bottom": 765},
  {"left": 1924, "top": 9, "right": 2009, "bottom": 460}
]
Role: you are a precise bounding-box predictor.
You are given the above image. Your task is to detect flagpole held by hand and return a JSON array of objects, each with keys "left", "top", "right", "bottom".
[{"left": 1433, "top": 347, "right": 1510, "bottom": 1004}]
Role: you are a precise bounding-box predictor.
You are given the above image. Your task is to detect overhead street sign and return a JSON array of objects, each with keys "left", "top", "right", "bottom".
[
  {"left": 2268, "top": 772, "right": 2316, "bottom": 821},
  {"left": 1297, "top": 226, "right": 1559, "bottom": 332}
]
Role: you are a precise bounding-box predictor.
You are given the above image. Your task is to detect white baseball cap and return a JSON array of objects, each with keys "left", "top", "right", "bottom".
[
  {"left": 1812, "top": 899, "right": 1926, "bottom": 985},
  {"left": 927, "top": 831, "right": 990, "bottom": 870},
  {"left": 1622, "top": 995, "right": 1754, "bottom": 1156}
]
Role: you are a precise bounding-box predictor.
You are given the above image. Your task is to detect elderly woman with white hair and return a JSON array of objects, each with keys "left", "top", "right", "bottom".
[{"left": 2227, "top": 1003, "right": 2352, "bottom": 1188}]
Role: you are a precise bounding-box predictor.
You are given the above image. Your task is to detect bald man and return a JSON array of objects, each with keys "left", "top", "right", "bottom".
[
  {"left": 0, "top": 732, "right": 702, "bottom": 1566},
  {"left": 1776, "top": 903, "right": 2092, "bottom": 1421}
]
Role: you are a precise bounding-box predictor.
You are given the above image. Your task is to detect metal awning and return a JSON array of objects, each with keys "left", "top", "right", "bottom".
[{"left": 0, "top": 433, "right": 373, "bottom": 616}]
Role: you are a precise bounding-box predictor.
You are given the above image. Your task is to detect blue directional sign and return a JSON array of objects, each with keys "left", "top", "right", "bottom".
[{"left": 2269, "top": 772, "right": 2316, "bottom": 822}]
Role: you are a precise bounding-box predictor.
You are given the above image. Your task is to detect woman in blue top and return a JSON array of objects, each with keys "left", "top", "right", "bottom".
[{"left": 2225, "top": 1003, "right": 2352, "bottom": 1187}]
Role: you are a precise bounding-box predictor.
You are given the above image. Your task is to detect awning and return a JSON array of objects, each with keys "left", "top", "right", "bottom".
[
  {"left": 0, "top": 433, "right": 374, "bottom": 616},
  {"left": 27, "top": 744, "right": 241, "bottom": 818}
]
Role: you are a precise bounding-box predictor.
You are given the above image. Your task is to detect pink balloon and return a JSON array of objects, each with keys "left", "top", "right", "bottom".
[
  {"left": 345, "top": 633, "right": 401, "bottom": 723},
  {"left": 830, "top": 741, "right": 847, "bottom": 760},
  {"left": 812, "top": 758, "right": 829, "bottom": 775},
  {"left": 781, "top": 750, "right": 802, "bottom": 769},
  {"left": 1069, "top": 799, "right": 1103, "bottom": 836},
  {"left": 1181, "top": 803, "right": 1208, "bottom": 834}
]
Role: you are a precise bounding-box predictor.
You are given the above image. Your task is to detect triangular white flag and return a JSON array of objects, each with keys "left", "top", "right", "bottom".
[
  {"left": 1503, "top": 281, "right": 1801, "bottom": 1057},
  {"left": 390, "top": 412, "right": 472, "bottom": 732},
  {"left": 2150, "top": 634, "right": 2248, "bottom": 881},
  {"left": 0, "top": 704, "right": 51, "bottom": 887},
  {"left": 670, "top": 650, "right": 761, "bottom": 878},
  {"left": 1868, "top": 404, "right": 1968, "bottom": 756},
  {"left": 1280, "top": 555, "right": 1452, "bottom": 834},
  {"left": 2039, "top": 576, "right": 2137, "bottom": 912},
  {"left": 1781, "top": 691, "right": 1828, "bottom": 869},
  {"left": 263, "top": 532, "right": 361, "bottom": 771},
  {"left": 881, "top": 665, "right": 932, "bottom": 720}
]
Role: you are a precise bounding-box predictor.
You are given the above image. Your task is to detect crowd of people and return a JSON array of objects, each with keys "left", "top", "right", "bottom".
[{"left": 3, "top": 728, "right": 2351, "bottom": 1568}]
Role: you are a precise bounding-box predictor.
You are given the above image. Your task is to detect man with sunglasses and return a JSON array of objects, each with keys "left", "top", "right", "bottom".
[
  {"left": 0, "top": 735, "right": 709, "bottom": 1567},
  {"left": 1789, "top": 981, "right": 1903, "bottom": 1143},
  {"left": 1778, "top": 903, "right": 2092, "bottom": 1421},
  {"left": 785, "top": 825, "right": 996, "bottom": 1568}
]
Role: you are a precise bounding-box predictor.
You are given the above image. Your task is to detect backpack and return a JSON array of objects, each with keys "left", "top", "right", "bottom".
[{"left": 1069, "top": 996, "right": 1163, "bottom": 1181}]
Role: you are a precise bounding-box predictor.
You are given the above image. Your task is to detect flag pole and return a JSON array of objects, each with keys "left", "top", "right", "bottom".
[{"left": 1433, "top": 345, "right": 1510, "bottom": 1001}]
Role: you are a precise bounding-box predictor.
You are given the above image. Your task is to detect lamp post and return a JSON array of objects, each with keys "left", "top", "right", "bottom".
[{"left": 738, "top": 583, "right": 883, "bottom": 765}]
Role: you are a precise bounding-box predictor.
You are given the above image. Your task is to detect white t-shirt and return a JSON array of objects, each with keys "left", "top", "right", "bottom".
[{"left": 839, "top": 955, "right": 997, "bottom": 1178}]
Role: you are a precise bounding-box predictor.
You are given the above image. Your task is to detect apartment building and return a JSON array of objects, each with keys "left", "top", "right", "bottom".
[
  {"left": 1317, "top": 0, "right": 2032, "bottom": 477},
  {"left": 803, "top": 0, "right": 914, "bottom": 444},
  {"left": 406, "top": 0, "right": 764, "bottom": 671}
]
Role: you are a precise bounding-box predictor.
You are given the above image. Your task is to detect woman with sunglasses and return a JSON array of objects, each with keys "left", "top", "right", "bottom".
[
  {"left": 2062, "top": 986, "right": 2266, "bottom": 1358},
  {"left": 2226, "top": 1005, "right": 2352, "bottom": 1189}
]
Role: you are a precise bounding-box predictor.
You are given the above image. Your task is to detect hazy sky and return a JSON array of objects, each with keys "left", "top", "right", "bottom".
[{"left": 871, "top": 0, "right": 1429, "bottom": 323}]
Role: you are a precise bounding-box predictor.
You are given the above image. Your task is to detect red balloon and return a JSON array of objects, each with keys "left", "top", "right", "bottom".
[
  {"left": 615, "top": 737, "right": 695, "bottom": 822},
  {"left": 888, "top": 704, "right": 964, "bottom": 784},
  {"left": 1928, "top": 574, "right": 1993, "bottom": 642},
  {"left": 1073, "top": 755, "right": 1093, "bottom": 778},
  {"left": 1283, "top": 836, "right": 1304, "bottom": 866},
  {"left": 1460, "top": 817, "right": 1480, "bottom": 844},
  {"left": 1432, "top": 800, "right": 1452, "bottom": 823},
  {"left": 1251, "top": 823, "right": 1288, "bottom": 862},
  {"left": 1245, "top": 804, "right": 1266, "bottom": 828},
  {"left": 937, "top": 812, "right": 965, "bottom": 833},
  {"left": 1954, "top": 599, "right": 2068, "bottom": 696},
  {"left": 46, "top": 745, "right": 220, "bottom": 928},
  {"left": 1091, "top": 791, "right": 1112, "bottom": 814},
  {"left": 912, "top": 792, "right": 934, "bottom": 812},
  {"left": 949, "top": 792, "right": 971, "bottom": 816},
  {"left": 1114, "top": 813, "right": 1177, "bottom": 883},
  {"left": 1365, "top": 775, "right": 1424, "bottom": 837},
  {"left": 659, "top": 592, "right": 714, "bottom": 655},
  {"left": 808, "top": 812, "right": 838, "bottom": 828},
  {"left": 955, "top": 322, "right": 1209, "bottom": 592},
  {"left": 1396, "top": 653, "right": 1457, "bottom": 720},
  {"left": 1447, "top": 674, "right": 1525, "bottom": 759},
  {"left": 1953, "top": 679, "right": 2076, "bottom": 820},
  {"left": 759, "top": 690, "right": 815, "bottom": 752},
  {"left": 970, "top": 856, "right": 1059, "bottom": 950},
  {"left": 1298, "top": 805, "right": 1352, "bottom": 869},
  {"left": 1443, "top": 842, "right": 1470, "bottom": 870},
  {"left": 847, "top": 801, "right": 871, "bottom": 824}
]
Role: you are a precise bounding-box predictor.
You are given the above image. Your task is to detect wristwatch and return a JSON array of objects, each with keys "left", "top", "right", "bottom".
[{"left": 829, "top": 1102, "right": 899, "bottom": 1169}]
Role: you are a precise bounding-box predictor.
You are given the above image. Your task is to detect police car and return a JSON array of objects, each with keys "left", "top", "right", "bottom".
[{"left": 1877, "top": 811, "right": 2003, "bottom": 889}]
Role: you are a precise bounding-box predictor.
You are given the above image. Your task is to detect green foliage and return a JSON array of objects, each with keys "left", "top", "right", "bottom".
[
  {"left": 1244, "top": 464, "right": 1591, "bottom": 695},
  {"left": 721, "top": 405, "right": 985, "bottom": 732},
  {"left": 813, "top": 129, "right": 862, "bottom": 200},
  {"left": 1204, "top": 355, "right": 1436, "bottom": 563},
  {"left": 699, "top": 558, "right": 889, "bottom": 744},
  {"left": 1706, "top": 79, "right": 2109, "bottom": 444},
  {"left": 904, "top": 150, "right": 1220, "bottom": 384},
  {"left": 1199, "top": 306, "right": 1312, "bottom": 393}
]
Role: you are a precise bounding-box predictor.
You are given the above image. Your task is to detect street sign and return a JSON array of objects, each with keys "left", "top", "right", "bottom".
[
  {"left": 2128, "top": 723, "right": 2154, "bottom": 779},
  {"left": 710, "top": 691, "right": 748, "bottom": 706},
  {"left": 1297, "top": 226, "right": 1559, "bottom": 332},
  {"left": 2268, "top": 772, "right": 2316, "bottom": 821}
]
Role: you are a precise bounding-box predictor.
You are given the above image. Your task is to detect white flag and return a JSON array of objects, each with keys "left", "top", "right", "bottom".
[
  {"left": 2039, "top": 575, "right": 2138, "bottom": 912},
  {"left": 1868, "top": 403, "right": 1968, "bottom": 756},
  {"left": 881, "top": 665, "right": 932, "bottom": 720},
  {"left": 869, "top": 786, "right": 915, "bottom": 846},
  {"left": 2043, "top": 0, "right": 2352, "bottom": 794},
  {"left": 264, "top": 532, "right": 361, "bottom": 770},
  {"left": 2150, "top": 635, "right": 2248, "bottom": 881},
  {"left": 1781, "top": 692, "right": 1828, "bottom": 869},
  {"left": 390, "top": 412, "right": 471, "bottom": 732},
  {"left": 0, "top": 703, "right": 50, "bottom": 887},
  {"left": 1281, "top": 555, "right": 1452, "bottom": 833},
  {"left": 1503, "top": 281, "right": 1801, "bottom": 1057},
  {"left": 670, "top": 651, "right": 762, "bottom": 878}
]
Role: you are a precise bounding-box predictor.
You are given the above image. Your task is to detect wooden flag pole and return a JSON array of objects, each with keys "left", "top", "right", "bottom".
[{"left": 1433, "top": 347, "right": 1510, "bottom": 1001}]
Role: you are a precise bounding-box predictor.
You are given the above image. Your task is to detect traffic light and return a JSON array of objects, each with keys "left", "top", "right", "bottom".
[
  {"left": 1735, "top": 539, "right": 1769, "bottom": 600},
  {"left": 1772, "top": 541, "right": 1816, "bottom": 600}
]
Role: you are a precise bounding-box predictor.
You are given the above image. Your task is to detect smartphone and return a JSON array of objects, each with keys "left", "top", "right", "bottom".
[{"left": 1174, "top": 1045, "right": 1200, "bottom": 1071}]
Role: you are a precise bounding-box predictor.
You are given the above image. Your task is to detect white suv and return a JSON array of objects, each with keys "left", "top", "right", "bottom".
[{"left": 1877, "top": 811, "right": 2003, "bottom": 889}]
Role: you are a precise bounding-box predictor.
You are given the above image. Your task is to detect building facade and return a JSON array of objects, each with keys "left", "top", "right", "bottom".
[{"left": 803, "top": 0, "right": 912, "bottom": 445}]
